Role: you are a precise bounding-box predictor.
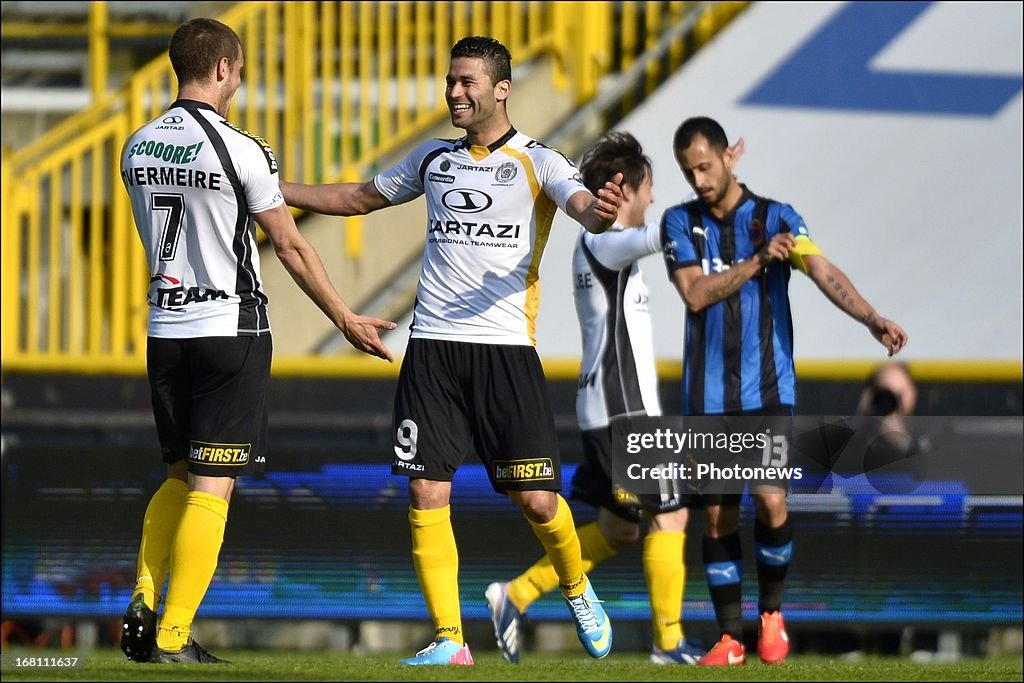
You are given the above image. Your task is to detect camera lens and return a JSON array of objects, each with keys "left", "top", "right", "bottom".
[{"left": 870, "top": 388, "right": 899, "bottom": 416}]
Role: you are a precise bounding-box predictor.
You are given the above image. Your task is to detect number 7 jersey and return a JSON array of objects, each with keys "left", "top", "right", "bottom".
[{"left": 121, "top": 99, "right": 283, "bottom": 338}]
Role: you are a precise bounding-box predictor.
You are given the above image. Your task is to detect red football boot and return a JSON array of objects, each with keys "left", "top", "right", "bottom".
[
  {"left": 698, "top": 633, "right": 746, "bottom": 666},
  {"left": 757, "top": 611, "right": 790, "bottom": 664}
]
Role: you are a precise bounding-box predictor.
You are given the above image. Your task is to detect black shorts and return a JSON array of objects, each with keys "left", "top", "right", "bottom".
[
  {"left": 148, "top": 335, "right": 271, "bottom": 477},
  {"left": 392, "top": 338, "right": 561, "bottom": 493},
  {"left": 698, "top": 405, "right": 794, "bottom": 506},
  {"left": 572, "top": 427, "right": 700, "bottom": 523}
]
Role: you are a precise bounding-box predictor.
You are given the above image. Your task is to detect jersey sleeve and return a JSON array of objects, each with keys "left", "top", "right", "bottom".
[
  {"left": 373, "top": 139, "right": 443, "bottom": 205},
  {"left": 584, "top": 222, "right": 663, "bottom": 271},
  {"left": 235, "top": 138, "right": 284, "bottom": 214},
  {"left": 535, "top": 147, "right": 589, "bottom": 213},
  {"left": 661, "top": 206, "right": 700, "bottom": 275},
  {"left": 776, "top": 202, "right": 824, "bottom": 273}
]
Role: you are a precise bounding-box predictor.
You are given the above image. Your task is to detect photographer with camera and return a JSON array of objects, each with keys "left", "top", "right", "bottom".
[
  {"left": 855, "top": 363, "right": 929, "bottom": 492},
  {"left": 858, "top": 363, "right": 918, "bottom": 419}
]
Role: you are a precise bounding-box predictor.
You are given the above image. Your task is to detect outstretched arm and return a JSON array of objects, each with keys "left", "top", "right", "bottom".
[
  {"left": 565, "top": 172, "right": 625, "bottom": 234},
  {"left": 280, "top": 179, "right": 391, "bottom": 216},
  {"left": 803, "top": 254, "right": 908, "bottom": 356},
  {"left": 254, "top": 203, "right": 396, "bottom": 361},
  {"left": 670, "top": 233, "right": 795, "bottom": 313}
]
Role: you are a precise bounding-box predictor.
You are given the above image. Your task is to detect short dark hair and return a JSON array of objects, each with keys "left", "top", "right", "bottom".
[
  {"left": 450, "top": 36, "right": 512, "bottom": 85},
  {"left": 579, "top": 131, "right": 651, "bottom": 196},
  {"left": 169, "top": 18, "right": 242, "bottom": 86},
  {"left": 673, "top": 116, "right": 729, "bottom": 153}
]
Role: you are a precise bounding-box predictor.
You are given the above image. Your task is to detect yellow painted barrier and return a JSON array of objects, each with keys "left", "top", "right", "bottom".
[{"left": 1, "top": 2, "right": 759, "bottom": 376}]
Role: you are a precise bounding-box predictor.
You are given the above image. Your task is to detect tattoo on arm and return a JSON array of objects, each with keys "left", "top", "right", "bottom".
[
  {"left": 705, "top": 266, "right": 753, "bottom": 304},
  {"left": 827, "top": 274, "right": 857, "bottom": 310}
]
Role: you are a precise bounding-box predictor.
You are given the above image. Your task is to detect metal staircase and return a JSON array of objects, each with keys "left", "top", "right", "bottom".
[{"left": 1, "top": 1, "right": 750, "bottom": 374}]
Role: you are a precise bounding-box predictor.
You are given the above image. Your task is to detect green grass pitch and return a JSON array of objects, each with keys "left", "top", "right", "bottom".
[{"left": 2, "top": 649, "right": 1021, "bottom": 682}]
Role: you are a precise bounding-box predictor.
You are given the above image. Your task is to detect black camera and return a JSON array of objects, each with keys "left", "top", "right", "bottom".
[{"left": 868, "top": 387, "right": 900, "bottom": 416}]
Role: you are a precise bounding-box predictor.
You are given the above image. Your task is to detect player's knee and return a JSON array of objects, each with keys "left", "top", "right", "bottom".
[
  {"left": 408, "top": 478, "right": 451, "bottom": 509},
  {"left": 167, "top": 461, "right": 189, "bottom": 482},
  {"left": 705, "top": 505, "right": 740, "bottom": 537},
  {"left": 648, "top": 508, "right": 688, "bottom": 534},
  {"left": 510, "top": 489, "right": 558, "bottom": 523},
  {"left": 753, "top": 494, "right": 788, "bottom": 526},
  {"left": 190, "top": 474, "right": 234, "bottom": 501}
]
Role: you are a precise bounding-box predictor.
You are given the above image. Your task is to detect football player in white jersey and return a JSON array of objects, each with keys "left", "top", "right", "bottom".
[
  {"left": 119, "top": 18, "right": 394, "bottom": 665},
  {"left": 282, "top": 36, "right": 624, "bottom": 665},
  {"left": 485, "top": 132, "right": 741, "bottom": 665}
]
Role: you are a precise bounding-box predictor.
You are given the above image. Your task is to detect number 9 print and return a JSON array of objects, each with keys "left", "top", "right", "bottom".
[{"left": 395, "top": 419, "right": 419, "bottom": 460}]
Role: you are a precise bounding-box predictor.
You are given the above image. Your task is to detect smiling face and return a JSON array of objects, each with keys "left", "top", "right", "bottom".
[{"left": 445, "top": 56, "right": 509, "bottom": 135}]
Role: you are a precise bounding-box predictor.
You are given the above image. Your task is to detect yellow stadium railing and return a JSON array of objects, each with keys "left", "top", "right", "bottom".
[
  {"left": 0, "top": 2, "right": 183, "bottom": 103},
  {"left": 1, "top": 1, "right": 748, "bottom": 376}
]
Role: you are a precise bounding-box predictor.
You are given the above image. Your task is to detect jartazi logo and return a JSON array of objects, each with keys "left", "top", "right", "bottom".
[
  {"left": 156, "top": 115, "right": 185, "bottom": 131},
  {"left": 428, "top": 219, "right": 520, "bottom": 239},
  {"left": 492, "top": 458, "right": 554, "bottom": 483},
  {"left": 393, "top": 459, "right": 424, "bottom": 472},
  {"left": 442, "top": 188, "right": 493, "bottom": 213},
  {"left": 189, "top": 440, "right": 251, "bottom": 465}
]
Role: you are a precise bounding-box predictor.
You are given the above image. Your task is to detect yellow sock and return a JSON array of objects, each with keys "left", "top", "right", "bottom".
[
  {"left": 527, "top": 495, "right": 587, "bottom": 597},
  {"left": 508, "top": 520, "right": 618, "bottom": 612},
  {"left": 644, "top": 530, "right": 686, "bottom": 650},
  {"left": 409, "top": 505, "right": 463, "bottom": 645},
  {"left": 133, "top": 478, "right": 189, "bottom": 611},
  {"left": 156, "top": 491, "right": 228, "bottom": 652}
]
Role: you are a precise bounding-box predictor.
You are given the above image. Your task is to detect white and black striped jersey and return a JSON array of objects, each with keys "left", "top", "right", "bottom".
[
  {"left": 121, "top": 99, "right": 283, "bottom": 338},
  {"left": 574, "top": 223, "right": 663, "bottom": 430},
  {"left": 374, "top": 128, "right": 589, "bottom": 346}
]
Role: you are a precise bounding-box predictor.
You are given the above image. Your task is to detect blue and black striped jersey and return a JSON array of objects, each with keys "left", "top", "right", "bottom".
[{"left": 662, "top": 187, "right": 811, "bottom": 415}]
